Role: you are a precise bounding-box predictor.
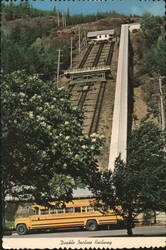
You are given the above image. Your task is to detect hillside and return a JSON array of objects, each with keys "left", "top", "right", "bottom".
[
  {"left": 2, "top": 12, "right": 165, "bottom": 170},
  {"left": 2, "top": 8, "right": 166, "bottom": 230}
]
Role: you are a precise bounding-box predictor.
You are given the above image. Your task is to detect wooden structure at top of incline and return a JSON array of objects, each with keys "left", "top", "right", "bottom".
[{"left": 87, "top": 29, "right": 115, "bottom": 42}]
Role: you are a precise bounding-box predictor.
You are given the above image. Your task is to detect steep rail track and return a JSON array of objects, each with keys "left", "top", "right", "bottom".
[
  {"left": 68, "top": 83, "right": 75, "bottom": 93},
  {"left": 89, "top": 81, "right": 106, "bottom": 136},
  {"left": 106, "top": 42, "right": 115, "bottom": 65},
  {"left": 69, "top": 41, "right": 115, "bottom": 136},
  {"left": 77, "top": 86, "right": 89, "bottom": 109},
  {"left": 92, "top": 43, "right": 104, "bottom": 67},
  {"left": 79, "top": 43, "right": 94, "bottom": 69}
]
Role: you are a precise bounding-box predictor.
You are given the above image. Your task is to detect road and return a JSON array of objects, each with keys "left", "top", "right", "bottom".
[
  {"left": 4, "top": 226, "right": 166, "bottom": 238},
  {"left": 3, "top": 226, "right": 165, "bottom": 249}
]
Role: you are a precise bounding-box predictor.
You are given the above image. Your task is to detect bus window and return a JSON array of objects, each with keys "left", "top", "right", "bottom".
[
  {"left": 65, "top": 208, "right": 74, "bottom": 213},
  {"left": 81, "top": 207, "right": 87, "bottom": 212},
  {"left": 102, "top": 205, "right": 110, "bottom": 211},
  {"left": 40, "top": 209, "right": 49, "bottom": 215},
  {"left": 50, "top": 209, "right": 56, "bottom": 214},
  {"left": 75, "top": 207, "right": 81, "bottom": 213},
  {"left": 87, "top": 206, "right": 94, "bottom": 212},
  {"left": 57, "top": 208, "right": 64, "bottom": 213},
  {"left": 32, "top": 207, "right": 39, "bottom": 215},
  {"left": 29, "top": 208, "right": 36, "bottom": 215}
]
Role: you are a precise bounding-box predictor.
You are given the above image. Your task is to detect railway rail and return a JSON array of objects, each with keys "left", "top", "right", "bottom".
[
  {"left": 78, "top": 43, "right": 94, "bottom": 69},
  {"left": 77, "top": 86, "right": 89, "bottom": 109},
  {"left": 69, "top": 40, "right": 116, "bottom": 136},
  {"left": 106, "top": 42, "right": 115, "bottom": 65},
  {"left": 68, "top": 83, "right": 75, "bottom": 92},
  {"left": 92, "top": 43, "right": 104, "bottom": 67},
  {"left": 89, "top": 81, "right": 106, "bottom": 135}
]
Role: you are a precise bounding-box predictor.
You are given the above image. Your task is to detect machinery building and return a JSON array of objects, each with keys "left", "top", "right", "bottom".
[
  {"left": 87, "top": 29, "right": 115, "bottom": 42},
  {"left": 128, "top": 23, "right": 141, "bottom": 32}
]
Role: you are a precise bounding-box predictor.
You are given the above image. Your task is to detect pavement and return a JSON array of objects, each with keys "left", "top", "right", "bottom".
[
  {"left": 4, "top": 225, "right": 165, "bottom": 238},
  {"left": 3, "top": 226, "right": 166, "bottom": 249}
]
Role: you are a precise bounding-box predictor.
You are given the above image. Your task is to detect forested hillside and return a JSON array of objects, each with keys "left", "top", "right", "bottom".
[
  {"left": 2, "top": 4, "right": 166, "bottom": 232},
  {"left": 2, "top": 3, "right": 69, "bottom": 80},
  {"left": 1, "top": 2, "right": 128, "bottom": 81},
  {"left": 130, "top": 13, "right": 165, "bottom": 125}
]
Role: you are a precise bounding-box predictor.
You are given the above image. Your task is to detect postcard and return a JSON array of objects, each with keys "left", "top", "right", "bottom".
[{"left": 1, "top": 0, "right": 166, "bottom": 249}]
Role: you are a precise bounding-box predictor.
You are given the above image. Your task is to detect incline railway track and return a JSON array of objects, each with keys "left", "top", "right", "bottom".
[
  {"left": 89, "top": 81, "right": 106, "bottom": 135},
  {"left": 77, "top": 42, "right": 114, "bottom": 69},
  {"left": 92, "top": 43, "right": 104, "bottom": 67},
  {"left": 69, "top": 40, "right": 116, "bottom": 136},
  {"left": 78, "top": 43, "right": 94, "bottom": 69},
  {"left": 77, "top": 86, "right": 89, "bottom": 109},
  {"left": 68, "top": 83, "right": 75, "bottom": 93},
  {"left": 106, "top": 42, "right": 115, "bottom": 65}
]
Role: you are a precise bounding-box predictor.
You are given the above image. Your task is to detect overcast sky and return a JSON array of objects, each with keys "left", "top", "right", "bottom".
[{"left": 10, "top": 0, "right": 164, "bottom": 16}]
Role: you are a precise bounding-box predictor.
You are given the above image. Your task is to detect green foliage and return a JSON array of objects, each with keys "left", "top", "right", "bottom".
[
  {"left": 1, "top": 32, "right": 70, "bottom": 80},
  {"left": 143, "top": 37, "right": 166, "bottom": 76},
  {"left": 2, "top": 2, "right": 57, "bottom": 20},
  {"left": 67, "top": 11, "right": 126, "bottom": 26},
  {"left": 4, "top": 220, "right": 14, "bottom": 230},
  {"left": 140, "top": 13, "right": 165, "bottom": 76},
  {"left": 1, "top": 3, "right": 126, "bottom": 81},
  {"left": 1, "top": 71, "right": 103, "bottom": 206},
  {"left": 89, "top": 121, "right": 166, "bottom": 235},
  {"left": 2, "top": 2, "right": 126, "bottom": 24},
  {"left": 141, "top": 13, "right": 164, "bottom": 45},
  {"left": 114, "top": 121, "right": 166, "bottom": 214}
]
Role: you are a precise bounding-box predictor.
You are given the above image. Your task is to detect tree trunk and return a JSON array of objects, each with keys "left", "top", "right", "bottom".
[
  {"left": 126, "top": 211, "right": 133, "bottom": 236},
  {"left": 153, "top": 210, "right": 157, "bottom": 224},
  {"left": 127, "top": 224, "right": 133, "bottom": 236}
]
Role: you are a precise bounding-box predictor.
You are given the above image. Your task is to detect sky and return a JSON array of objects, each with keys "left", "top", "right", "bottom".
[{"left": 9, "top": 0, "right": 165, "bottom": 16}]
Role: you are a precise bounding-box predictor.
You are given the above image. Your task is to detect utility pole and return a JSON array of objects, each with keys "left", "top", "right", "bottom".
[
  {"left": 70, "top": 37, "right": 73, "bottom": 68},
  {"left": 56, "top": 49, "right": 63, "bottom": 88},
  {"left": 78, "top": 26, "right": 81, "bottom": 54},
  {"left": 62, "top": 12, "right": 66, "bottom": 28},
  {"left": 151, "top": 76, "right": 166, "bottom": 131},
  {"left": 62, "top": 12, "right": 64, "bottom": 28},
  {"left": 65, "top": 14, "right": 67, "bottom": 27},
  {"left": 57, "top": 11, "right": 60, "bottom": 27},
  {"left": 84, "top": 30, "right": 87, "bottom": 47},
  {"left": 63, "top": 12, "right": 66, "bottom": 27},
  {"left": 159, "top": 76, "right": 166, "bottom": 131}
]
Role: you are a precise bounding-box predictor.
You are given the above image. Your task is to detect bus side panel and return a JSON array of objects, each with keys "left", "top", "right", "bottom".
[
  {"left": 29, "top": 213, "right": 86, "bottom": 230},
  {"left": 93, "top": 211, "right": 121, "bottom": 226},
  {"left": 15, "top": 218, "right": 31, "bottom": 230}
]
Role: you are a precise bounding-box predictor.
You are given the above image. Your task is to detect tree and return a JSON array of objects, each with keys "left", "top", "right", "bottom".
[
  {"left": 1, "top": 71, "right": 103, "bottom": 206},
  {"left": 141, "top": 13, "right": 163, "bottom": 45},
  {"left": 140, "top": 13, "right": 165, "bottom": 76},
  {"left": 143, "top": 36, "right": 166, "bottom": 76},
  {"left": 89, "top": 121, "right": 166, "bottom": 236},
  {"left": 1, "top": 30, "right": 70, "bottom": 81}
]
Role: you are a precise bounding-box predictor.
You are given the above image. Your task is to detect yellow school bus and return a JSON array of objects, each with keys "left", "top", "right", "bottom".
[{"left": 14, "top": 199, "right": 123, "bottom": 235}]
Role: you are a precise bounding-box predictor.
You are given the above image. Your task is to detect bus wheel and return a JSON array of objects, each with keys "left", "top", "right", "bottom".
[
  {"left": 16, "top": 224, "right": 28, "bottom": 235},
  {"left": 86, "top": 220, "right": 98, "bottom": 231}
]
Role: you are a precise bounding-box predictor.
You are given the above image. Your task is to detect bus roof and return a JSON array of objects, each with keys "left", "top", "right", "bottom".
[{"left": 31, "top": 198, "right": 101, "bottom": 209}]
